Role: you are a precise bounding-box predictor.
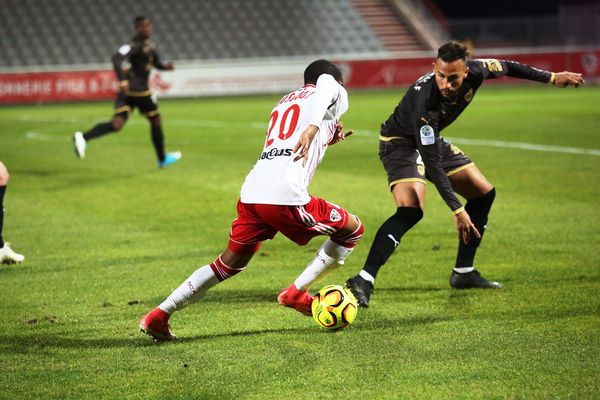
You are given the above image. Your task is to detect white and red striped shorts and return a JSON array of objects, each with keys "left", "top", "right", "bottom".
[{"left": 228, "top": 196, "right": 352, "bottom": 254}]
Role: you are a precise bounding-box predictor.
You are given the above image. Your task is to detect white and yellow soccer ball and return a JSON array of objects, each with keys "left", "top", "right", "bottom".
[{"left": 311, "top": 284, "right": 358, "bottom": 331}]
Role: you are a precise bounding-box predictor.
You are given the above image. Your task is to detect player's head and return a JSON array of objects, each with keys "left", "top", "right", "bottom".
[
  {"left": 304, "top": 60, "right": 343, "bottom": 85},
  {"left": 433, "top": 40, "right": 470, "bottom": 97},
  {"left": 134, "top": 16, "right": 152, "bottom": 39}
]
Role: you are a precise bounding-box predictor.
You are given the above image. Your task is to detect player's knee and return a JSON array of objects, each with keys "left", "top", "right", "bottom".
[
  {"left": 466, "top": 187, "right": 496, "bottom": 214},
  {"left": 0, "top": 168, "right": 9, "bottom": 186},
  {"left": 393, "top": 207, "right": 423, "bottom": 229},
  {"left": 112, "top": 117, "right": 126, "bottom": 131},
  {"left": 331, "top": 215, "right": 364, "bottom": 249},
  {"left": 209, "top": 255, "right": 247, "bottom": 282}
]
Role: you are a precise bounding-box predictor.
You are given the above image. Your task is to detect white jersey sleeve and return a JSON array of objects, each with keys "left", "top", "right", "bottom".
[{"left": 240, "top": 74, "right": 348, "bottom": 205}]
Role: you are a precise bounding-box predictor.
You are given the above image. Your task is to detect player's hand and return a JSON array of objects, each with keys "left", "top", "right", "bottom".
[
  {"left": 293, "top": 125, "right": 319, "bottom": 167},
  {"left": 165, "top": 62, "right": 175, "bottom": 71},
  {"left": 553, "top": 71, "right": 584, "bottom": 88},
  {"left": 119, "top": 80, "right": 129, "bottom": 93},
  {"left": 454, "top": 210, "right": 481, "bottom": 245},
  {"left": 329, "top": 120, "right": 353, "bottom": 146}
]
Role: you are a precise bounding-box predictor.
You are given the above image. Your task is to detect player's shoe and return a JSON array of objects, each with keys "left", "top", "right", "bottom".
[
  {"left": 139, "top": 307, "right": 178, "bottom": 341},
  {"left": 345, "top": 275, "right": 374, "bottom": 308},
  {"left": 0, "top": 243, "right": 25, "bottom": 264},
  {"left": 158, "top": 151, "right": 182, "bottom": 168},
  {"left": 72, "top": 131, "right": 86, "bottom": 159},
  {"left": 450, "top": 269, "right": 503, "bottom": 289},
  {"left": 277, "top": 284, "right": 313, "bottom": 316}
]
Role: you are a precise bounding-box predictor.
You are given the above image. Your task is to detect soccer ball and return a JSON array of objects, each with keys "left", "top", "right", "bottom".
[{"left": 311, "top": 284, "right": 358, "bottom": 331}]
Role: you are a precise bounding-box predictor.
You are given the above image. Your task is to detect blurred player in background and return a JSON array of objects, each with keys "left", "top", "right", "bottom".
[
  {"left": 346, "top": 40, "right": 584, "bottom": 307},
  {"left": 0, "top": 162, "right": 24, "bottom": 264},
  {"left": 73, "top": 16, "right": 181, "bottom": 168},
  {"left": 140, "top": 60, "right": 363, "bottom": 340}
]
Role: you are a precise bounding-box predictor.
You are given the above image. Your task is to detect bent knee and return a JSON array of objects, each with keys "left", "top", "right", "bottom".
[{"left": 0, "top": 163, "right": 9, "bottom": 186}]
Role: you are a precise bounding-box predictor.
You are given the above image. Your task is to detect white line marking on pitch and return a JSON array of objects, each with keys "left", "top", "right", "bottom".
[{"left": 21, "top": 117, "right": 600, "bottom": 156}]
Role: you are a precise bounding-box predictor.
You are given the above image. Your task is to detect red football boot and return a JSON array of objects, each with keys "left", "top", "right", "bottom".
[
  {"left": 139, "top": 307, "right": 178, "bottom": 341},
  {"left": 277, "top": 284, "right": 314, "bottom": 316}
]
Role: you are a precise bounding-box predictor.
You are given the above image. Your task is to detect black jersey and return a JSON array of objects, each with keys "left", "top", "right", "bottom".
[
  {"left": 380, "top": 58, "right": 552, "bottom": 212},
  {"left": 112, "top": 35, "right": 170, "bottom": 94}
]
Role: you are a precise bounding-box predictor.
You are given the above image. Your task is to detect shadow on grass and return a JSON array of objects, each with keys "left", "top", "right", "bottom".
[{"left": 1, "top": 314, "right": 450, "bottom": 353}]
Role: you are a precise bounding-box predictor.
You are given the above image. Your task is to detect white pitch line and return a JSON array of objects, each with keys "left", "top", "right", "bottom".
[{"left": 21, "top": 118, "right": 600, "bottom": 156}]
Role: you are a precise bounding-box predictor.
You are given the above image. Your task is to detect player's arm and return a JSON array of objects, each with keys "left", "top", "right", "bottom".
[
  {"left": 152, "top": 48, "right": 174, "bottom": 71},
  {"left": 328, "top": 120, "right": 353, "bottom": 146},
  {"left": 413, "top": 112, "right": 480, "bottom": 243},
  {"left": 475, "top": 59, "right": 584, "bottom": 87},
  {"left": 293, "top": 74, "right": 344, "bottom": 164},
  {"left": 112, "top": 44, "right": 131, "bottom": 92}
]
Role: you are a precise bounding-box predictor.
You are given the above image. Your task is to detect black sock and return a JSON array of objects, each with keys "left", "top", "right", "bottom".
[
  {"left": 83, "top": 122, "right": 116, "bottom": 141},
  {"left": 151, "top": 125, "right": 166, "bottom": 162},
  {"left": 363, "top": 207, "right": 423, "bottom": 278},
  {"left": 455, "top": 188, "right": 496, "bottom": 268},
  {"left": 0, "top": 185, "right": 5, "bottom": 248}
]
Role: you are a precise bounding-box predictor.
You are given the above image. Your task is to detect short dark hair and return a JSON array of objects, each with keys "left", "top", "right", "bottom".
[
  {"left": 437, "top": 40, "right": 470, "bottom": 63},
  {"left": 304, "top": 59, "right": 342, "bottom": 85},
  {"left": 134, "top": 16, "right": 148, "bottom": 28}
]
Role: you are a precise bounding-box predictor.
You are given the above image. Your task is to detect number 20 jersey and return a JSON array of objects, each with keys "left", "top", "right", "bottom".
[{"left": 240, "top": 74, "right": 349, "bottom": 206}]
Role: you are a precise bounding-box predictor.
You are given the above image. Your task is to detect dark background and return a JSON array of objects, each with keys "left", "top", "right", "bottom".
[{"left": 434, "top": 0, "right": 599, "bottom": 18}]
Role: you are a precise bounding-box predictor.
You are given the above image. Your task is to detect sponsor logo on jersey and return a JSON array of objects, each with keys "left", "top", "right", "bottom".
[
  {"left": 329, "top": 208, "right": 342, "bottom": 222},
  {"left": 260, "top": 148, "right": 293, "bottom": 160},
  {"left": 419, "top": 125, "right": 435, "bottom": 146},
  {"left": 464, "top": 88, "right": 474, "bottom": 102}
]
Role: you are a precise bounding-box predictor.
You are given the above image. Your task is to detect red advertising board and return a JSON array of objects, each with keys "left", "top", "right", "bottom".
[
  {"left": 0, "top": 70, "right": 116, "bottom": 104},
  {"left": 0, "top": 49, "right": 597, "bottom": 104}
]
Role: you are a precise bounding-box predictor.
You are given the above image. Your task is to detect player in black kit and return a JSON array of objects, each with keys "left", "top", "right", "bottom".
[
  {"left": 73, "top": 16, "right": 181, "bottom": 168},
  {"left": 346, "top": 41, "right": 584, "bottom": 307}
]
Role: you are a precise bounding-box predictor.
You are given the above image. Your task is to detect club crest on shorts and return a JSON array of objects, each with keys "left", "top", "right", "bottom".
[{"left": 329, "top": 208, "right": 342, "bottom": 222}]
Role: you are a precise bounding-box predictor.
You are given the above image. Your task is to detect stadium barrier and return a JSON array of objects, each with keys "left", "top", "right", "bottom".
[{"left": 1, "top": 49, "right": 597, "bottom": 104}]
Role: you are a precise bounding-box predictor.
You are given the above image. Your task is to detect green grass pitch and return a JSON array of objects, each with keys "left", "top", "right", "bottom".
[{"left": 0, "top": 86, "right": 599, "bottom": 399}]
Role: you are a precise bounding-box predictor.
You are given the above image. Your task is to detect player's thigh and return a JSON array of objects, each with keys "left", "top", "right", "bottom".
[
  {"left": 448, "top": 165, "right": 493, "bottom": 199},
  {"left": 273, "top": 197, "right": 355, "bottom": 245},
  {"left": 391, "top": 181, "right": 425, "bottom": 208},
  {"left": 138, "top": 94, "right": 160, "bottom": 120},
  {"left": 228, "top": 201, "right": 277, "bottom": 255},
  {"left": 0, "top": 161, "right": 8, "bottom": 186},
  {"left": 112, "top": 93, "right": 131, "bottom": 128},
  {"left": 379, "top": 139, "right": 426, "bottom": 208}
]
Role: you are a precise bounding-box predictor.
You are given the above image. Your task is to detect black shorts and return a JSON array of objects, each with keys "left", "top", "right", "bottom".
[
  {"left": 379, "top": 136, "right": 473, "bottom": 189},
  {"left": 113, "top": 91, "right": 159, "bottom": 119}
]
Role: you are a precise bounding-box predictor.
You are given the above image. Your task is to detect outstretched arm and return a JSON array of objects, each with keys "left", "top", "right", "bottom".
[{"left": 551, "top": 71, "right": 584, "bottom": 87}]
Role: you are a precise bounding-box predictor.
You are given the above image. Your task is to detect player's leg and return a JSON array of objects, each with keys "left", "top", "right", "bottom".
[
  {"left": 72, "top": 94, "right": 130, "bottom": 159},
  {"left": 140, "top": 201, "right": 271, "bottom": 340},
  {"left": 346, "top": 181, "right": 424, "bottom": 307},
  {"left": 346, "top": 142, "right": 426, "bottom": 307},
  {"left": 0, "top": 162, "right": 24, "bottom": 264},
  {"left": 141, "top": 96, "right": 181, "bottom": 168},
  {"left": 448, "top": 165, "right": 501, "bottom": 289},
  {"left": 140, "top": 247, "right": 256, "bottom": 341},
  {"left": 275, "top": 199, "right": 365, "bottom": 315}
]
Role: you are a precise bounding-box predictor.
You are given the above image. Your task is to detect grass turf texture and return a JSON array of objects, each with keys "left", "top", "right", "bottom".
[{"left": 0, "top": 86, "right": 599, "bottom": 399}]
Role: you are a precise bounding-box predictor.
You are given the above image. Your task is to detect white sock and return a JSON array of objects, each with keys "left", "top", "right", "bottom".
[
  {"left": 453, "top": 267, "right": 475, "bottom": 274},
  {"left": 293, "top": 239, "right": 353, "bottom": 291},
  {"left": 159, "top": 265, "right": 219, "bottom": 314},
  {"left": 359, "top": 270, "right": 375, "bottom": 284}
]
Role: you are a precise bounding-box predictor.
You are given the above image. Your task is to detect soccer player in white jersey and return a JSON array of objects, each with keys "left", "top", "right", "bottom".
[{"left": 140, "top": 60, "right": 364, "bottom": 341}]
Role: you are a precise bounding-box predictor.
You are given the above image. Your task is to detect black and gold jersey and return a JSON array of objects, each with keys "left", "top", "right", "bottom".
[
  {"left": 112, "top": 35, "right": 170, "bottom": 94},
  {"left": 380, "top": 59, "right": 552, "bottom": 212}
]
